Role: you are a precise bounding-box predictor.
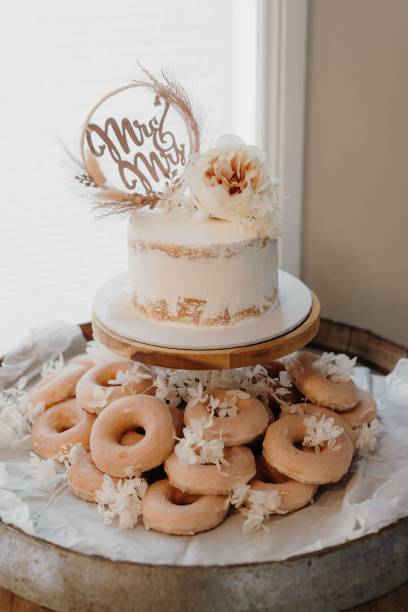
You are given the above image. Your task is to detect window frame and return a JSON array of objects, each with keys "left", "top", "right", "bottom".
[{"left": 257, "top": 0, "right": 308, "bottom": 277}]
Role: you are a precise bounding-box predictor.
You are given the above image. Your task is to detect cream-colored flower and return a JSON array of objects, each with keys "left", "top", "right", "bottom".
[{"left": 185, "top": 135, "right": 280, "bottom": 236}]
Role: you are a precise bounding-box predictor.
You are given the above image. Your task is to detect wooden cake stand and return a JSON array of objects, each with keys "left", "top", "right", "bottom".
[{"left": 92, "top": 291, "right": 320, "bottom": 370}]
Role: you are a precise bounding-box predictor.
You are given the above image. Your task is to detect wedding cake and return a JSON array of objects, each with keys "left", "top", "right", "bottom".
[
  {"left": 75, "top": 71, "right": 282, "bottom": 329},
  {"left": 127, "top": 136, "right": 281, "bottom": 327}
]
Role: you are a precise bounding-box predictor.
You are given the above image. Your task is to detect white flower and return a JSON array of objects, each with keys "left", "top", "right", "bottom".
[
  {"left": 184, "top": 135, "right": 281, "bottom": 237},
  {"left": 95, "top": 474, "right": 147, "bottom": 529},
  {"left": 356, "top": 419, "right": 382, "bottom": 455},
  {"left": 186, "top": 382, "right": 208, "bottom": 407},
  {"left": 208, "top": 389, "right": 248, "bottom": 418},
  {"left": 0, "top": 377, "right": 42, "bottom": 447},
  {"left": 156, "top": 183, "right": 195, "bottom": 213},
  {"left": 20, "top": 400, "right": 45, "bottom": 425},
  {"left": 88, "top": 386, "right": 113, "bottom": 411},
  {"left": 151, "top": 363, "right": 278, "bottom": 408},
  {"left": 312, "top": 352, "right": 357, "bottom": 382},
  {"left": 175, "top": 415, "right": 227, "bottom": 469},
  {"left": 108, "top": 364, "right": 151, "bottom": 392},
  {"left": 303, "top": 415, "right": 344, "bottom": 452},
  {"left": 231, "top": 483, "right": 285, "bottom": 533},
  {"left": 29, "top": 453, "right": 61, "bottom": 488},
  {"left": 41, "top": 353, "right": 64, "bottom": 378},
  {"left": 57, "top": 443, "right": 87, "bottom": 470},
  {"left": 230, "top": 483, "right": 250, "bottom": 508}
]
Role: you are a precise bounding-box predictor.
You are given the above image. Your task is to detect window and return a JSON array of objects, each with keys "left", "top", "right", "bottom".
[{"left": 0, "top": 0, "right": 307, "bottom": 354}]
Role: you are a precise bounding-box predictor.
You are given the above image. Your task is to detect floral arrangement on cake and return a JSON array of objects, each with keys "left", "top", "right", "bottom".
[{"left": 184, "top": 135, "right": 281, "bottom": 237}]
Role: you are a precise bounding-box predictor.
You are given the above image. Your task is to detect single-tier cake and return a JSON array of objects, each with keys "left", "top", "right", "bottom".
[
  {"left": 128, "top": 207, "right": 278, "bottom": 326},
  {"left": 126, "top": 134, "right": 281, "bottom": 327}
]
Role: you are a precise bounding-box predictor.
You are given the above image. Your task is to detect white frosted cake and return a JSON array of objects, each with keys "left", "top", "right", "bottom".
[
  {"left": 128, "top": 207, "right": 278, "bottom": 326},
  {"left": 126, "top": 135, "right": 281, "bottom": 328}
]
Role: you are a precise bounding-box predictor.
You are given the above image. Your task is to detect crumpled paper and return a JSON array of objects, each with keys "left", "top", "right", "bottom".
[{"left": 0, "top": 322, "right": 408, "bottom": 566}]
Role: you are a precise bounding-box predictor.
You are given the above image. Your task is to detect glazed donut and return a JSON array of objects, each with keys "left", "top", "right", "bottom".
[
  {"left": 250, "top": 479, "right": 317, "bottom": 514},
  {"left": 90, "top": 395, "right": 176, "bottom": 477},
  {"left": 169, "top": 405, "right": 184, "bottom": 438},
  {"left": 68, "top": 452, "right": 113, "bottom": 503},
  {"left": 119, "top": 406, "right": 183, "bottom": 446},
  {"left": 340, "top": 388, "right": 377, "bottom": 427},
  {"left": 164, "top": 446, "right": 256, "bottom": 496},
  {"left": 76, "top": 361, "right": 154, "bottom": 414},
  {"left": 32, "top": 399, "right": 96, "bottom": 459},
  {"left": 254, "top": 456, "right": 317, "bottom": 513},
  {"left": 30, "top": 363, "right": 88, "bottom": 409},
  {"left": 288, "top": 352, "right": 359, "bottom": 411},
  {"left": 256, "top": 454, "right": 290, "bottom": 483},
  {"left": 287, "top": 403, "right": 357, "bottom": 451},
  {"left": 184, "top": 388, "right": 270, "bottom": 446},
  {"left": 263, "top": 414, "right": 353, "bottom": 485},
  {"left": 142, "top": 479, "right": 229, "bottom": 535},
  {"left": 69, "top": 354, "right": 95, "bottom": 369}
]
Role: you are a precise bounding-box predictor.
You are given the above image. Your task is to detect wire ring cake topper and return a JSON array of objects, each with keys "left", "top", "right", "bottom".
[{"left": 75, "top": 66, "right": 200, "bottom": 216}]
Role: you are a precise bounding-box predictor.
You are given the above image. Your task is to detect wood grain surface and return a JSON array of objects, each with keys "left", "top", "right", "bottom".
[{"left": 91, "top": 292, "right": 321, "bottom": 370}]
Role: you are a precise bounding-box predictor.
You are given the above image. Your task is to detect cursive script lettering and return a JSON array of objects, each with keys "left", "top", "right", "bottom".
[{"left": 86, "top": 97, "right": 186, "bottom": 192}]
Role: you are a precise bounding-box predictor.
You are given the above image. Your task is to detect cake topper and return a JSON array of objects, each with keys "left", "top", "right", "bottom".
[{"left": 68, "top": 65, "right": 200, "bottom": 216}]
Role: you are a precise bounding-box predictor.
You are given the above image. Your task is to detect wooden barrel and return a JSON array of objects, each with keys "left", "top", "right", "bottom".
[{"left": 0, "top": 319, "right": 407, "bottom": 612}]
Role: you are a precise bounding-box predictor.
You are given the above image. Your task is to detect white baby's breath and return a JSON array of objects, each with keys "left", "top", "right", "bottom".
[
  {"left": 152, "top": 363, "right": 281, "bottom": 409},
  {"left": 89, "top": 386, "right": 113, "bottom": 411},
  {"left": 108, "top": 363, "right": 152, "bottom": 391},
  {"left": 207, "top": 389, "right": 249, "bottom": 418},
  {"left": 230, "top": 483, "right": 250, "bottom": 508},
  {"left": 29, "top": 452, "right": 61, "bottom": 488},
  {"left": 95, "top": 474, "right": 148, "bottom": 529},
  {"left": 186, "top": 382, "right": 208, "bottom": 408},
  {"left": 0, "top": 377, "right": 43, "bottom": 448},
  {"left": 41, "top": 353, "right": 64, "bottom": 378},
  {"left": 356, "top": 419, "right": 382, "bottom": 455},
  {"left": 230, "top": 483, "right": 285, "bottom": 533},
  {"left": 175, "top": 415, "right": 227, "bottom": 469},
  {"left": 312, "top": 352, "right": 357, "bottom": 383},
  {"left": 57, "top": 443, "right": 87, "bottom": 470},
  {"left": 303, "top": 415, "right": 344, "bottom": 452}
]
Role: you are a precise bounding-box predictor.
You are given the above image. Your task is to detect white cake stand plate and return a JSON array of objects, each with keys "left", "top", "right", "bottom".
[{"left": 92, "top": 270, "right": 313, "bottom": 351}]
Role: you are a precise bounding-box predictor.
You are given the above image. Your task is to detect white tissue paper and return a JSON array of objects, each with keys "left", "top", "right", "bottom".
[{"left": 0, "top": 322, "right": 408, "bottom": 566}]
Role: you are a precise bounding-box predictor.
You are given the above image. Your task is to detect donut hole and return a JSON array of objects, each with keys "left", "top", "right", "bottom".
[
  {"left": 294, "top": 441, "right": 317, "bottom": 453},
  {"left": 120, "top": 428, "right": 145, "bottom": 446},
  {"left": 170, "top": 488, "right": 199, "bottom": 506},
  {"left": 53, "top": 417, "right": 78, "bottom": 434},
  {"left": 56, "top": 424, "right": 74, "bottom": 433}
]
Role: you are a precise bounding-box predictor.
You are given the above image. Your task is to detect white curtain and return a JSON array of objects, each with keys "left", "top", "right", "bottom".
[{"left": 0, "top": 0, "right": 258, "bottom": 352}]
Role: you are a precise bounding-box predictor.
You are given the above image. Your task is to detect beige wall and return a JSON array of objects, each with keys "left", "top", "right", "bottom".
[{"left": 303, "top": 0, "right": 408, "bottom": 346}]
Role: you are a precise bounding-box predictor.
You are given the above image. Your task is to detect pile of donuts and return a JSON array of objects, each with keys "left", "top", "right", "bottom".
[{"left": 28, "top": 350, "right": 378, "bottom": 536}]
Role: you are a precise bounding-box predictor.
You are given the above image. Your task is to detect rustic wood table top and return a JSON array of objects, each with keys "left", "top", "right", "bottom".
[{"left": 1, "top": 583, "right": 407, "bottom": 612}]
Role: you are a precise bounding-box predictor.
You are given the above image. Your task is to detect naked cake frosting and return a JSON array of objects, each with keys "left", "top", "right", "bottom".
[{"left": 127, "top": 135, "right": 281, "bottom": 327}]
